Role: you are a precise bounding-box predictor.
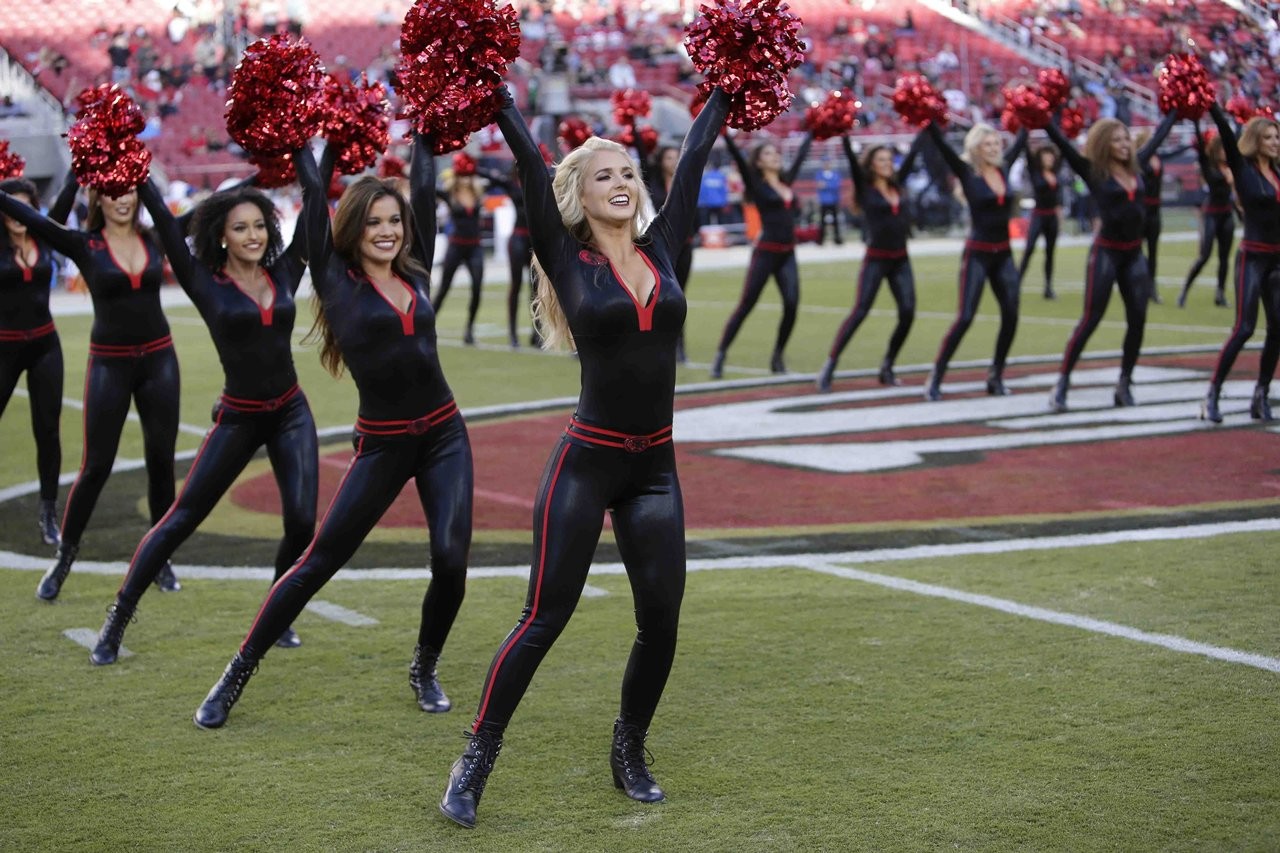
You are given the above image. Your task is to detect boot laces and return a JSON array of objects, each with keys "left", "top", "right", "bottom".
[
  {"left": 456, "top": 731, "right": 502, "bottom": 794},
  {"left": 101, "top": 604, "right": 136, "bottom": 646},
  {"left": 614, "top": 724, "right": 656, "bottom": 782},
  {"left": 224, "top": 656, "right": 259, "bottom": 704}
]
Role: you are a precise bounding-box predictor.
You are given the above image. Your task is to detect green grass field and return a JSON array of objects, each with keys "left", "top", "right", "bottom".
[{"left": 2, "top": 231, "right": 1278, "bottom": 850}]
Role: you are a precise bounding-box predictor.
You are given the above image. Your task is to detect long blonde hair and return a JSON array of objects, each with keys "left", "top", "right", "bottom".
[
  {"left": 962, "top": 123, "right": 1000, "bottom": 167},
  {"left": 1239, "top": 116, "right": 1280, "bottom": 169},
  {"left": 531, "top": 137, "right": 654, "bottom": 351}
]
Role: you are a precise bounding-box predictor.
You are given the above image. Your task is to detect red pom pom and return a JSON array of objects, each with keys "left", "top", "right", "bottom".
[
  {"left": 396, "top": 0, "right": 521, "bottom": 154},
  {"left": 1001, "top": 84, "right": 1050, "bottom": 132},
  {"left": 452, "top": 152, "right": 477, "bottom": 177},
  {"left": 611, "top": 89, "right": 652, "bottom": 128},
  {"left": 65, "top": 84, "right": 151, "bottom": 195},
  {"left": 614, "top": 124, "right": 659, "bottom": 156},
  {"left": 378, "top": 154, "right": 407, "bottom": 178},
  {"left": 249, "top": 152, "right": 297, "bottom": 189},
  {"left": 1223, "top": 94, "right": 1274, "bottom": 125},
  {"left": 1157, "top": 53, "right": 1217, "bottom": 121},
  {"left": 1059, "top": 105, "right": 1084, "bottom": 138},
  {"left": 1037, "top": 68, "right": 1070, "bottom": 111},
  {"left": 892, "top": 75, "right": 947, "bottom": 128},
  {"left": 321, "top": 73, "right": 391, "bottom": 175},
  {"left": 804, "top": 90, "right": 860, "bottom": 140},
  {"left": 558, "top": 117, "right": 592, "bottom": 152},
  {"left": 684, "top": 0, "right": 806, "bottom": 131},
  {"left": 226, "top": 34, "right": 326, "bottom": 157},
  {"left": 0, "top": 140, "right": 25, "bottom": 180}
]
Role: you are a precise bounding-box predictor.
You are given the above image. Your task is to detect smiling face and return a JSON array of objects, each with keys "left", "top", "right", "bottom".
[
  {"left": 222, "top": 201, "right": 268, "bottom": 267},
  {"left": 1259, "top": 123, "right": 1280, "bottom": 161},
  {"left": 3, "top": 192, "right": 32, "bottom": 240},
  {"left": 754, "top": 144, "right": 783, "bottom": 175},
  {"left": 579, "top": 149, "right": 640, "bottom": 229},
  {"left": 100, "top": 189, "right": 138, "bottom": 228},
  {"left": 1107, "top": 126, "right": 1133, "bottom": 164},
  {"left": 358, "top": 195, "right": 404, "bottom": 269},
  {"left": 978, "top": 131, "right": 1003, "bottom": 167},
  {"left": 870, "top": 148, "right": 895, "bottom": 180}
]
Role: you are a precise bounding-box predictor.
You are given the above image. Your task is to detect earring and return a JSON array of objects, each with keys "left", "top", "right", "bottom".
[{"left": 220, "top": 242, "right": 226, "bottom": 249}]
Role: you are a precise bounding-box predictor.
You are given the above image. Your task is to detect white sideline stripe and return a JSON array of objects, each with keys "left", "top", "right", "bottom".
[
  {"left": 304, "top": 600, "right": 378, "bottom": 626},
  {"left": 63, "top": 627, "right": 132, "bottom": 659},
  {"left": 807, "top": 561, "right": 1280, "bottom": 675},
  {"left": 582, "top": 583, "right": 609, "bottom": 598}
]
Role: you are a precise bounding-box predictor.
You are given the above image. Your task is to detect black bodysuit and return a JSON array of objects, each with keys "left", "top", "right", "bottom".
[
  {"left": 115, "top": 180, "right": 319, "bottom": 613},
  {"left": 1017, "top": 151, "right": 1064, "bottom": 296},
  {"left": 1180, "top": 132, "right": 1236, "bottom": 304},
  {"left": 431, "top": 187, "right": 486, "bottom": 341},
  {"left": 0, "top": 188, "right": 180, "bottom": 549},
  {"left": 470, "top": 87, "right": 729, "bottom": 737}
]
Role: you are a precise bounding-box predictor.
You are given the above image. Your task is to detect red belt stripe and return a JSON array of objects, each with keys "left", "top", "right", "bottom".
[
  {"left": 0, "top": 320, "right": 56, "bottom": 342},
  {"left": 355, "top": 399, "right": 459, "bottom": 436},
  {"left": 1241, "top": 240, "right": 1280, "bottom": 253},
  {"left": 965, "top": 239, "right": 1010, "bottom": 253},
  {"left": 219, "top": 383, "right": 302, "bottom": 414},
  {"left": 565, "top": 416, "right": 672, "bottom": 453},
  {"left": 756, "top": 241, "right": 795, "bottom": 253},
  {"left": 88, "top": 335, "right": 173, "bottom": 358},
  {"left": 865, "top": 247, "right": 908, "bottom": 260},
  {"left": 1095, "top": 237, "right": 1142, "bottom": 251}
]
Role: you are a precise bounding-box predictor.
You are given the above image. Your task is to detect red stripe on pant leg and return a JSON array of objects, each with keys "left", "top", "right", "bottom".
[
  {"left": 60, "top": 356, "right": 97, "bottom": 540},
  {"left": 239, "top": 436, "right": 367, "bottom": 653},
  {"left": 119, "top": 408, "right": 226, "bottom": 594},
  {"left": 473, "top": 441, "right": 572, "bottom": 731}
]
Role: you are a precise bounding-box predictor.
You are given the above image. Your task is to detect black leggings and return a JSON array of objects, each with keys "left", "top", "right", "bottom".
[
  {"left": 1018, "top": 212, "right": 1059, "bottom": 290},
  {"left": 932, "top": 248, "right": 1020, "bottom": 381},
  {"left": 1211, "top": 247, "right": 1280, "bottom": 388},
  {"left": 0, "top": 332, "right": 63, "bottom": 501},
  {"left": 116, "top": 391, "right": 318, "bottom": 609},
  {"left": 62, "top": 344, "right": 180, "bottom": 547},
  {"left": 238, "top": 413, "right": 473, "bottom": 659},
  {"left": 506, "top": 232, "right": 533, "bottom": 341},
  {"left": 717, "top": 246, "right": 799, "bottom": 355},
  {"left": 826, "top": 255, "right": 915, "bottom": 367},
  {"left": 472, "top": 428, "right": 685, "bottom": 734},
  {"left": 433, "top": 242, "right": 485, "bottom": 329},
  {"left": 1143, "top": 209, "right": 1162, "bottom": 284},
  {"left": 1059, "top": 244, "right": 1150, "bottom": 379},
  {"left": 1183, "top": 211, "right": 1235, "bottom": 295}
]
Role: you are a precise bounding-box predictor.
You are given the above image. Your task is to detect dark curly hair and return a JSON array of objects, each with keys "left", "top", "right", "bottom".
[
  {"left": 188, "top": 186, "right": 284, "bottom": 270},
  {"left": 0, "top": 178, "right": 39, "bottom": 248}
]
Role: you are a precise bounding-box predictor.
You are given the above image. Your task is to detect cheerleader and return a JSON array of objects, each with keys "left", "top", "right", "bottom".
[
  {"left": 482, "top": 164, "right": 538, "bottom": 348},
  {"left": 89, "top": 164, "right": 329, "bottom": 665},
  {"left": 1045, "top": 110, "right": 1178, "bottom": 411},
  {"left": 1017, "top": 145, "right": 1064, "bottom": 300},
  {"left": 193, "top": 135, "right": 474, "bottom": 728},
  {"left": 711, "top": 130, "right": 812, "bottom": 377},
  {"left": 439, "top": 86, "right": 730, "bottom": 829},
  {"left": 923, "top": 122, "right": 1027, "bottom": 400},
  {"left": 430, "top": 157, "right": 487, "bottom": 344},
  {"left": 644, "top": 145, "right": 696, "bottom": 363},
  {"left": 0, "top": 175, "right": 75, "bottom": 545},
  {"left": 1200, "top": 105, "right": 1280, "bottom": 423},
  {"left": 0, "top": 178, "right": 182, "bottom": 600},
  {"left": 816, "top": 132, "right": 925, "bottom": 392},
  {"left": 1177, "top": 123, "right": 1236, "bottom": 308}
]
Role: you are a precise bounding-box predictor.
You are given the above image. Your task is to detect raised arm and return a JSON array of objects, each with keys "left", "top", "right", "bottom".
[
  {"left": 294, "top": 143, "right": 335, "bottom": 292},
  {"left": 783, "top": 132, "right": 813, "bottom": 185},
  {"left": 896, "top": 130, "right": 927, "bottom": 184},
  {"left": 924, "top": 122, "right": 969, "bottom": 179},
  {"left": 722, "top": 133, "right": 761, "bottom": 199},
  {"left": 1044, "top": 119, "right": 1092, "bottom": 182},
  {"left": 47, "top": 168, "right": 79, "bottom": 225},
  {"left": 1208, "top": 103, "right": 1243, "bottom": 175},
  {"left": 1003, "top": 128, "right": 1028, "bottom": 170},
  {"left": 651, "top": 87, "right": 729, "bottom": 246},
  {"left": 1136, "top": 110, "right": 1179, "bottom": 166},
  {"left": 0, "top": 188, "right": 85, "bottom": 259},
  {"left": 493, "top": 87, "right": 566, "bottom": 282},
  {"left": 409, "top": 132, "right": 440, "bottom": 272},
  {"left": 138, "top": 178, "right": 197, "bottom": 293},
  {"left": 840, "top": 136, "right": 866, "bottom": 202}
]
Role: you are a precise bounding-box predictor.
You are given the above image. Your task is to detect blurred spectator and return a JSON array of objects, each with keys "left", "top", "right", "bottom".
[
  {"left": 607, "top": 56, "right": 637, "bottom": 89},
  {"left": 107, "top": 29, "right": 132, "bottom": 85},
  {"left": 167, "top": 6, "right": 191, "bottom": 44}
]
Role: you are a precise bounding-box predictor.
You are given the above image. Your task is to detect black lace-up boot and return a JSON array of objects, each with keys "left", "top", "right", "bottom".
[
  {"left": 1252, "top": 384, "right": 1274, "bottom": 422},
  {"left": 194, "top": 652, "right": 259, "bottom": 729},
  {"left": 1200, "top": 383, "right": 1223, "bottom": 424},
  {"left": 610, "top": 719, "right": 666, "bottom": 803},
  {"left": 769, "top": 349, "right": 786, "bottom": 374},
  {"left": 154, "top": 561, "right": 181, "bottom": 592},
  {"left": 877, "top": 360, "right": 900, "bottom": 386},
  {"left": 38, "top": 499, "right": 59, "bottom": 546},
  {"left": 36, "top": 543, "right": 78, "bottom": 601},
  {"left": 440, "top": 727, "right": 504, "bottom": 828},
  {"left": 815, "top": 357, "right": 835, "bottom": 392},
  {"left": 1049, "top": 375, "right": 1069, "bottom": 413},
  {"left": 985, "top": 365, "right": 1009, "bottom": 396},
  {"left": 409, "top": 645, "right": 451, "bottom": 712},
  {"left": 90, "top": 601, "right": 136, "bottom": 666},
  {"left": 710, "top": 350, "right": 725, "bottom": 380},
  {"left": 1113, "top": 372, "right": 1135, "bottom": 407}
]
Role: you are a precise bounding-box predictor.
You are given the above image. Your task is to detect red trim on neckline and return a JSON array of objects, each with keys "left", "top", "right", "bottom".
[
  {"left": 103, "top": 233, "right": 147, "bottom": 290},
  {"left": 370, "top": 275, "right": 416, "bottom": 335},
  {"left": 605, "top": 249, "right": 660, "bottom": 332},
  {"left": 223, "top": 269, "right": 278, "bottom": 326}
]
